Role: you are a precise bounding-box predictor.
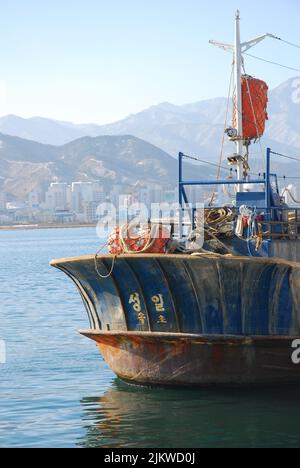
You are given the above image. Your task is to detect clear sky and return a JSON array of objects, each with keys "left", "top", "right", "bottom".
[{"left": 0, "top": 0, "right": 298, "bottom": 124}]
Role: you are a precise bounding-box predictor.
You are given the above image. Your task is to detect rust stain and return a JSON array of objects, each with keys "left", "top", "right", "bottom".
[
  {"left": 84, "top": 332, "right": 300, "bottom": 386},
  {"left": 211, "top": 345, "right": 225, "bottom": 366}
]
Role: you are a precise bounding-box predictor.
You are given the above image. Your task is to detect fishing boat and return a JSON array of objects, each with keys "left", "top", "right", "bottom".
[{"left": 51, "top": 11, "right": 300, "bottom": 386}]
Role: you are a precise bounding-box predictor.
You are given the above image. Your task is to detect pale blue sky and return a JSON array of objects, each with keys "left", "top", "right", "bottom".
[{"left": 0, "top": 0, "right": 298, "bottom": 123}]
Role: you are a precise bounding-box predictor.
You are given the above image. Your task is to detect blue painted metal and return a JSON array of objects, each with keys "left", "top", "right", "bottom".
[
  {"left": 265, "top": 147, "right": 271, "bottom": 219},
  {"left": 178, "top": 152, "right": 183, "bottom": 206},
  {"left": 236, "top": 192, "right": 266, "bottom": 209},
  {"left": 233, "top": 238, "right": 271, "bottom": 258},
  {"left": 102, "top": 258, "right": 150, "bottom": 332},
  {"left": 179, "top": 148, "right": 300, "bottom": 259},
  {"left": 70, "top": 260, "right": 127, "bottom": 331},
  {"left": 51, "top": 255, "right": 300, "bottom": 338},
  {"left": 129, "top": 258, "right": 179, "bottom": 333},
  {"left": 180, "top": 179, "right": 265, "bottom": 187},
  {"left": 158, "top": 258, "right": 203, "bottom": 334},
  {"left": 178, "top": 152, "right": 189, "bottom": 205},
  {"left": 51, "top": 254, "right": 300, "bottom": 386}
]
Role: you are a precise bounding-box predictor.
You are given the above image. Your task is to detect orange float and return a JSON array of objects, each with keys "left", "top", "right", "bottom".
[
  {"left": 233, "top": 75, "right": 268, "bottom": 140},
  {"left": 108, "top": 224, "right": 170, "bottom": 255}
]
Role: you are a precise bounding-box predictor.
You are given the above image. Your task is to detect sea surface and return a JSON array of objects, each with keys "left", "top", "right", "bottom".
[{"left": 1, "top": 227, "right": 300, "bottom": 448}]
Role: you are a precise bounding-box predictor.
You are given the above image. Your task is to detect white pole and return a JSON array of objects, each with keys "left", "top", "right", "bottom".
[
  {"left": 210, "top": 12, "right": 275, "bottom": 191},
  {"left": 234, "top": 10, "right": 244, "bottom": 190}
]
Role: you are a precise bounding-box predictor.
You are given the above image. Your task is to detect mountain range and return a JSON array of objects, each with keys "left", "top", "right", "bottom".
[
  {"left": 0, "top": 77, "right": 299, "bottom": 162},
  {"left": 0, "top": 76, "right": 299, "bottom": 202},
  {"left": 0, "top": 133, "right": 211, "bottom": 201}
]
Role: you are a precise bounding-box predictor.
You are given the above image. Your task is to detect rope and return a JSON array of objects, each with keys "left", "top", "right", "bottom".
[
  {"left": 223, "top": 176, "right": 237, "bottom": 200},
  {"left": 208, "top": 61, "right": 234, "bottom": 208},
  {"left": 205, "top": 207, "right": 234, "bottom": 227},
  {"left": 245, "top": 206, "right": 263, "bottom": 256},
  {"left": 119, "top": 223, "right": 159, "bottom": 254},
  {"left": 94, "top": 244, "right": 117, "bottom": 279},
  {"left": 282, "top": 187, "right": 300, "bottom": 205},
  {"left": 205, "top": 228, "right": 233, "bottom": 254}
]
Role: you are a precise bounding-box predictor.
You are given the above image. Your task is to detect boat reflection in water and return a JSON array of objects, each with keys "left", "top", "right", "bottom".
[{"left": 77, "top": 379, "right": 300, "bottom": 448}]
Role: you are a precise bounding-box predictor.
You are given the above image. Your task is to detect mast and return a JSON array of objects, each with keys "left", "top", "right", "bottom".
[
  {"left": 234, "top": 10, "right": 244, "bottom": 189},
  {"left": 209, "top": 11, "right": 277, "bottom": 192}
]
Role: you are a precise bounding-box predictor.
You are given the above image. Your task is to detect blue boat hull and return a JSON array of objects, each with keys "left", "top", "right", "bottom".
[{"left": 51, "top": 254, "right": 300, "bottom": 385}]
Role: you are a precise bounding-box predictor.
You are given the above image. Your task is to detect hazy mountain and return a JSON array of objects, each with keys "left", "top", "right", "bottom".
[
  {"left": 0, "top": 115, "right": 86, "bottom": 146},
  {"left": 0, "top": 133, "right": 211, "bottom": 200},
  {"left": 97, "top": 77, "right": 300, "bottom": 160},
  {"left": 0, "top": 77, "right": 299, "bottom": 161},
  {"left": 0, "top": 77, "right": 299, "bottom": 201}
]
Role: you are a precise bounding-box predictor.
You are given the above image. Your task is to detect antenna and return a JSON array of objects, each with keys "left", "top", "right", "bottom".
[{"left": 209, "top": 10, "right": 276, "bottom": 191}]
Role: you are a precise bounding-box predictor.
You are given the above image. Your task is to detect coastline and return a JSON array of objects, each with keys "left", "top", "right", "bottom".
[{"left": 0, "top": 223, "right": 97, "bottom": 232}]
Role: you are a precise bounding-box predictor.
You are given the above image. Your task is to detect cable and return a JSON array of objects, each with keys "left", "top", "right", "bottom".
[
  {"left": 209, "top": 61, "right": 234, "bottom": 206},
  {"left": 182, "top": 154, "right": 231, "bottom": 172},
  {"left": 278, "top": 176, "right": 300, "bottom": 180},
  {"left": 277, "top": 38, "right": 300, "bottom": 50},
  {"left": 270, "top": 151, "right": 300, "bottom": 164},
  {"left": 243, "top": 52, "right": 300, "bottom": 73}
]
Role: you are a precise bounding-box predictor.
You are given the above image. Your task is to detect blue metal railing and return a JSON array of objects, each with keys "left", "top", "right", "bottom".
[
  {"left": 179, "top": 148, "right": 274, "bottom": 213},
  {"left": 178, "top": 148, "right": 300, "bottom": 239}
]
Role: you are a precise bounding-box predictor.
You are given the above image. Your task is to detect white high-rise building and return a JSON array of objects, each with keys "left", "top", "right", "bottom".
[
  {"left": 91, "top": 182, "right": 105, "bottom": 204},
  {"left": 45, "top": 183, "right": 68, "bottom": 211},
  {"left": 28, "top": 189, "right": 42, "bottom": 209},
  {"left": 72, "top": 182, "right": 90, "bottom": 214},
  {"left": 0, "top": 192, "right": 7, "bottom": 211},
  {"left": 71, "top": 182, "right": 104, "bottom": 214}
]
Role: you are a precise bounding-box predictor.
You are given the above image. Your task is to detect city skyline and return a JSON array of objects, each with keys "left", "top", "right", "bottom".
[{"left": 0, "top": 177, "right": 178, "bottom": 226}]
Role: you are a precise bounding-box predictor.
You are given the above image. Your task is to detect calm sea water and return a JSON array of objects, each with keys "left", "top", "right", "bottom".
[{"left": 1, "top": 227, "right": 300, "bottom": 448}]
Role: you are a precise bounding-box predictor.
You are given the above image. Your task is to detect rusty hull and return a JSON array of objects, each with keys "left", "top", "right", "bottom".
[{"left": 80, "top": 331, "right": 300, "bottom": 386}]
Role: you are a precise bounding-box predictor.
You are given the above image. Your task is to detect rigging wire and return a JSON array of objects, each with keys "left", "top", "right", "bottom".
[
  {"left": 279, "top": 176, "right": 300, "bottom": 180},
  {"left": 243, "top": 52, "right": 300, "bottom": 73},
  {"left": 209, "top": 60, "right": 235, "bottom": 206},
  {"left": 270, "top": 151, "right": 300, "bottom": 164},
  {"left": 205, "top": 34, "right": 300, "bottom": 193},
  {"left": 275, "top": 37, "right": 300, "bottom": 50},
  {"left": 181, "top": 153, "right": 232, "bottom": 172}
]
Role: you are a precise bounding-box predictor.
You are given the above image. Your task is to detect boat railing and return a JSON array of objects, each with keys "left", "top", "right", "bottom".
[
  {"left": 178, "top": 148, "right": 300, "bottom": 242},
  {"left": 263, "top": 207, "right": 300, "bottom": 239}
]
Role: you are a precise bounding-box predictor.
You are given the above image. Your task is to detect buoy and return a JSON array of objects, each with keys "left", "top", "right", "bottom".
[
  {"left": 108, "top": 224, "right": 170, "bottom": 255},
  {"left": 233, "top": 75, "right": 268, "bottom": 140}
]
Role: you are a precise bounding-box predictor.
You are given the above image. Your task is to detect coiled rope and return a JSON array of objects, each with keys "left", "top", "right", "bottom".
[{"left": 119, "top": 223, "right": 160, "bottom": 254}]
